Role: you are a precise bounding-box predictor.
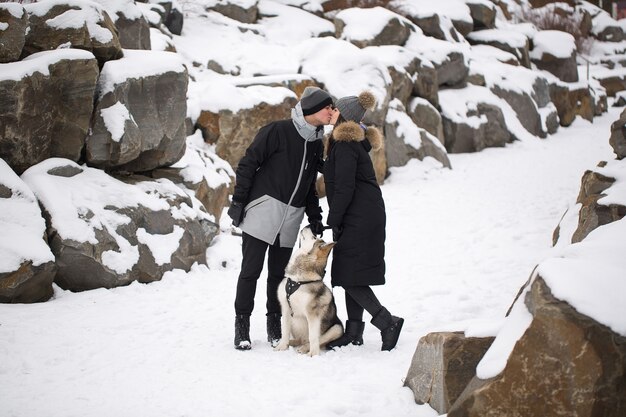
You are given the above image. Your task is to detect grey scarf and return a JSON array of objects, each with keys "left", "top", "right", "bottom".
[{"left": 291, "top": 102, "right": 324, "bottom": 142}]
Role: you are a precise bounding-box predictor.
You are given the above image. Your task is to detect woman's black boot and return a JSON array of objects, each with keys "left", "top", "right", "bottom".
[
  {"left": 266, "top": 313, "right": 281, "bottom": 347},
  {"left": 234, "top": 314, "right": 251, "bottom": 350},
  {"left": 326, "top": 320, "right": 365, "bottom": 349},
  {"left": 371, "top": 307, "right": 404, "bottom": 351}
]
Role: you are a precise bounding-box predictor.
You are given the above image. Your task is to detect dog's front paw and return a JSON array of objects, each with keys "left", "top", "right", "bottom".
[
  {"left": 296, "top": 343, "right": 310, "bottom": 355},
  {"left": 274, "top": 339, "right": 289, "bottom": 351}
]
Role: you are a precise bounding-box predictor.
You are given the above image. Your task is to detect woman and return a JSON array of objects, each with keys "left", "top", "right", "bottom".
[{"left": 323, "top": 91, "right": 403, "bottom": 351}]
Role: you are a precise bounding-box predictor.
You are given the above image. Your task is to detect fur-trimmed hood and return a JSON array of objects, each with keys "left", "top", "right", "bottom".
[{"left": 332, "top": 121, "right": 384, "bottom": 151}]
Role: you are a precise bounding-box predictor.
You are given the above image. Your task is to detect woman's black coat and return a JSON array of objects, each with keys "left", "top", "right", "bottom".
[{"left": 323, "top": 121, "right": 386, "bottom": 287}]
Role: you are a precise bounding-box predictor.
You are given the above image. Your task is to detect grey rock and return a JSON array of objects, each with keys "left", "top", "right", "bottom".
[
  {"left": 0, "top": 52, "right": 99, "bottom": 174},
  {"left": 0, "top": 3, "right": 27, "bottom": 63}
]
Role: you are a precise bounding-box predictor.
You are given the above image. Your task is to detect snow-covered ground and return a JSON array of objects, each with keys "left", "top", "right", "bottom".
[{"left": 1, "top": 101, "right": 619, "bottom": 416}]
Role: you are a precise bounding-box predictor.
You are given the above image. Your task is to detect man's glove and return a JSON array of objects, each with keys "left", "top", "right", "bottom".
[
  {"left": 227, "top": 201, "right": 245, "bottom": 227},
  {"left": 309, "top": 219, "right": 325, "bottom": 236},
  {"left": 332, "top": 226, "right": 343, "bottom": 242}
]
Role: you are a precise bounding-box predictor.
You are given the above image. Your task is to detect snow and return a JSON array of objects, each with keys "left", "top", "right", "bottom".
[
  {"left": 170, "top": 130, "right": 234, "bottom": 189},
  {"left": 530, "top": 30, "right": 576, "bottom": 60},
  {"left": 98, "top": 49, "right": 187, "bottom": 95},
  {"left": 0, "top": 160, "right": 55, "bottom": 273},
  {"left": 539, "top": 216, "right": 626, "bottom": 337},
  {"left": 100, "top": 101, "right": 135, "bottom": 142},
  {"left": 0, "top": 3, "right": 25, "bottom": 19},
  {"left": 137, "top": 225, "right": 185, "bottom": 266},
  {"left": 1, "top": 102, "right": 620, "bottom": 417},
  {"left": 0, "top": 49, "right": 95, "bottom": 82}
]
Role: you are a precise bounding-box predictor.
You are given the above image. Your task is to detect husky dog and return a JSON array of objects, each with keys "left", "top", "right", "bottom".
[{"left": 274, "top": 226, "right": 344, "bottom": 356}]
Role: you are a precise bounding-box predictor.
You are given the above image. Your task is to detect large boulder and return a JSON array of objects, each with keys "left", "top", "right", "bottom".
[
  {"left": 86, "top": 50, "right": 188, "bottom": 172},
  {"left": 571, "top": 162, "right": 626, "bottom": 243},
  {"left": 335, "top": 7, "right": 414, "bottom": 48},
  {"left": 385, "top": 100, "right": 451, "bottom": 168},
  {"left": 22, "top": 0, "right": 123, "bottom": 66},
  {"left": 449, "top": 273, "right": 626, "bottom": 417},
  {"left": 0, "top": 3, "right": 27, "bottom": 63},
  {"left": 549, "top": 83, "right": 594, "bottom": 127},
  {"left": 407, "top": 97, "right": 444, "bottom": 143},
  {"left": 92, "top": 0, "right": 152, "bottom": 50},
  {"left": 404, "top": 332, "right": 494, "bottom": 414},
  {"left": 595, "top": 71, "right": 626, "bottom": 97},
  {"left": 530, "top": 30, "right": 578, "bottom": 83},
  {"left": 21, "top": 159, "right": 217, "bottom": 292},
  {"left": 215, "top": 92, "right": 297, "bottom": 168},
  {"left": 440, "top": 85, "right": 513, "bottom": 153},
  {"left": 0, "top": 159, "right": 57, "bottom": 303},
  {"left": 208, "top": 0, "right": 258, "bottom": 24},
  {"left": 466, "top": 0, "right": 496, "bottom": 30},
  {"left": 0, "top": 49, "right": 99, "bottom": 175}
]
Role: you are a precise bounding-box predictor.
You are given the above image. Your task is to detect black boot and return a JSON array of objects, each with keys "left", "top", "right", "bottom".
[
  {"left": 326, "top": 320, "right": 365, "bottom": 350},
  {"left": 234, "top": 314, "right": 251, "bottom": 350},
  {"left": 371, "top": 307, "right": 404, "bottom": 351},
  {"left": 266, "top": 313, "right": 281, "bottom": 347}
]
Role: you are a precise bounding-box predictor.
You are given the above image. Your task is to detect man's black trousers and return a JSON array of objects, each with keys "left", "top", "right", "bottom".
[{"left": 234, "top": 232, "right": 293, "bottom": 316}]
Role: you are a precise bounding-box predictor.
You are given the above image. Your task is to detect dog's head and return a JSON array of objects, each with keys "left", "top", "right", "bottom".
[{"left": 285, "top": 226, "right": 336, "bottom": 280}]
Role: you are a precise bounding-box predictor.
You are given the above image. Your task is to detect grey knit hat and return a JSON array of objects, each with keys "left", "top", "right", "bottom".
[
  {"left": 300, "top": 86, "right": 333, "bottom": 116},
  {"left": 335, "top": 91, "right": 376, "bottom": 122}
]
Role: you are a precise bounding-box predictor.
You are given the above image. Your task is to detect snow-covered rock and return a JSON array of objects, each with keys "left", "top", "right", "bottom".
[
  {"left": 23, "top": 0, "right": 123, "bottom": 66},
  {"left": 530, "top": 30, "right": 578, "bottom": 83},
  {"left": 0, "top": 159, "right": 57, "bottom": 303},
  {"left": 334, "top": 7, "right": 415, "bottom": 48},
  {"left": 21, "top": 158, "right": 217, "bottom": 292},
  {"left": 86, "top": 49, "right": 188, "bottom": 172}
]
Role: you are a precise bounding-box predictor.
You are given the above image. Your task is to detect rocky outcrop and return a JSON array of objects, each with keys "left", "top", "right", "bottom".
[
  {"left": 86, "top": 50, "right": 188, "bottom": 172},
  {"left": 0, "top": 50, "right": 99, "bottom": 174},
  {"left": 0, "top": 3, "right": 27, "bottom": 63},
  {"left": 404, "top": 332, "right": 494, "bottom": 414},
  {"left": 22, "top": 1, "right": 123, "bottom": 66},
  {"left": 448, "top": 276, "right": 626, "bottom": 417}
]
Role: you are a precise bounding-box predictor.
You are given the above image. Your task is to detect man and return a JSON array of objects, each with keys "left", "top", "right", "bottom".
[{"left": 227, "top": 86, "right": 334, "bottom": 350}]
